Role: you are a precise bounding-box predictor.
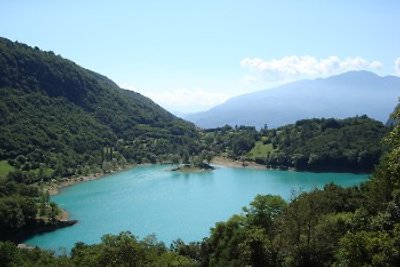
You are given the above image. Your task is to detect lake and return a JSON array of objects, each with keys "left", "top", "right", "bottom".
[{"left": 26, "top": 164, "right": 368, "bottom": 253}]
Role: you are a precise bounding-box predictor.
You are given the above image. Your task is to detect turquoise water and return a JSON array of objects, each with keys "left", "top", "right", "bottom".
[{"left": 26, "top": 165, "right": 368, "bottom": 253}]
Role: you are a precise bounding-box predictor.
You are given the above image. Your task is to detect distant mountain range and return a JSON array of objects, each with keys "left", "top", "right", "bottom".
[{"left": 185, "top": 71, "right": 400, "bottom": 129}]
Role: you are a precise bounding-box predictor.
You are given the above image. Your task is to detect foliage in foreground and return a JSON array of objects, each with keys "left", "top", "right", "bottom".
[{"left": 0, "top": 232, "right": 195, "bottom": 267}]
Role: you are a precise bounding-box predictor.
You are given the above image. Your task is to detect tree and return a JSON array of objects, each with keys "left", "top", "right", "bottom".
[
  {"left": 181, "top": 150, "right": 190, "bottom": 165},
  {"left": 243, "top": 194, "right": 287, "bottom": 231},
  {"left": 207, "top": 215, "right": 247, "bottom": 266},
  {"left": 171, "top": 154, "right": 181, "bottom": 166},
  {"left": 191, "top": 155, "right": 204, "bottom": 167},
  {"left": 335, "top": 226, "right": 400, "bottom": 266},
  {"left": 49, "top": 202, "right": 60, "bottom": 221},
  {"left": 238, "top": 227, "right": 279, "bottom": 267},
  {"left": 232, "top": 134, "right": 255, "bottom": 156},
  {"left": 203, "top": 151, "right": 213, "bottom": 164},
  {"left": 280, "top": 190, "right": 326, "bottom": 266}
]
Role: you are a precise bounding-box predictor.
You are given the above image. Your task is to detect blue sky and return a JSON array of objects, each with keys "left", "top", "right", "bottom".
[{"left": 1, "top": 0, "right": 399, "bottom": 113}]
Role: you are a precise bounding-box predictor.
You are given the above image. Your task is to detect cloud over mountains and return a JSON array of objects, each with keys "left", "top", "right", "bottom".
[{"left": 241, "top": 56, "right": 382, "bottom": 81}]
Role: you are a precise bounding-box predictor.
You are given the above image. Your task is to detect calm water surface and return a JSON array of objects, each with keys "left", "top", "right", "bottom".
[{"left": 26, "top": 165, "right": 368, "bottom": 253}]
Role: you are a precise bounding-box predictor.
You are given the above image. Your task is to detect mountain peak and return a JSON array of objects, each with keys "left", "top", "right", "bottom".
[
  {"left": 325, "top": 70, "right": 381, "bottom": 81},
  {"left": 186, "top": 71, "right": 400, "bottom": 129}
]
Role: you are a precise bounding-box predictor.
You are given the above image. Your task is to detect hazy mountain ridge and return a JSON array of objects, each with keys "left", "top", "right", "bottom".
[{"left": 186, "top": 71, "right": 400, "bottom": 129}]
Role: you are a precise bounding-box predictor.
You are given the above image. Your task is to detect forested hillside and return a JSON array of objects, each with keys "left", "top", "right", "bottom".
[
  {"left": 204, "top": 116, "right": 387, "bottom": 172},
  {"left": 258, "top": 116, "right": 387, "bottom": 172},
  {"left": 0, "top": 37, "right": 200, "bottom": 183}
]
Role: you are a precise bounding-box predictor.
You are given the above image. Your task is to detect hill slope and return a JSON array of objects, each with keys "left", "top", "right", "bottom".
[
  {"left": 203, "top": 116, "right": 387, "bottom": 172},
  {"left": 186, "top": 71, "right": 400, "bottom": 129},
  {"left": 253, "top": 116, "right": 387, "bottom": 172},
  {"left": 0, "top": 37, "right": 199, "bottom": 181}
]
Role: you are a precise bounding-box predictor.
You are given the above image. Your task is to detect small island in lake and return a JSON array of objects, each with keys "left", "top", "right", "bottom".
[
  {"left": 170, "top": 152, "right": 215, "bottom": 172},
  {"left": 171, "top": 162, "right": 215, "bottom": 172}
]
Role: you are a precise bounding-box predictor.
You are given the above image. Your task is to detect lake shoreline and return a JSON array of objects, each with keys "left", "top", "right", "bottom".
[
  {"left": 48, "top": 160, "right": 224, "bottom": 199},
  {"left": 212, "top": 156, "right": 269, "bottom": 170},
  {"left": 46, "top": 164, "right": 137, "bottom": 196},
  {"left": 212, "top": 156, "right": 371, "bottom": 174},
  {"left": 44, "top": 157, "right": 369, "bottom": 224},
  {"left": 47, "top": 157, "right": 368, "bottom": 200},
  {"left": 17, "top": 164, "right": 144, "bottom": 246},
  {"left": 18, "top": 166, "right": 138, "bottom": 246},
  {"left": 44, "top": 164, "right": 140, "bottom": 222}
]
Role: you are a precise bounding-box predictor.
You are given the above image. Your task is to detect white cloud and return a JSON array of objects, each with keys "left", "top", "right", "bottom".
[
  {"left": 143, "top": 88, "right": 231, "bottom": 113},
  {"left": 117, "top": 81, "right": 232, "bottom": 113},
  {"left": 395, "top": 57, "right": 400, "bottom": 76},
  {"left": 241, "top": 56, "right": 382, "bottom": 81},
  {"left": 242, "top": 75, "right": 257, "bottom": 83}
]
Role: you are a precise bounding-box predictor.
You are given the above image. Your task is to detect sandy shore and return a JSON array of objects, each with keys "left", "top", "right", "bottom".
[
  {"left": 212, "top": 156, "right": 267, "bottom": 170},
  {"left": 46, "top": 164, "right": 135, "bottom": 196},
  {"left": 46, "top": 173, "right": 103, "bottom": 196},
  {"left": 58, "top": 209, "right": 70, "bottom": 221}
]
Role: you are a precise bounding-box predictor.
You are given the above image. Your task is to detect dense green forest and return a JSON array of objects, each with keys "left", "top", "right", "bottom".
[
  {"left": 0, "top": 37, "right": 201, "bottom": 183},
  {"left": 260, "top": 116, "right": 386, "bottom": 172},
  {"left": 204, "top": 116, "right": 387, "bottom": 172}
]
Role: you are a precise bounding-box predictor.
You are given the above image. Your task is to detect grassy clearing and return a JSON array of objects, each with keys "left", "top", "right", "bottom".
[
  {"left": 247, "top": 141, "right": 276, "bottom": 159},
  {"left": 0, "top": 160, "right": 14, "bottom": 178}
]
